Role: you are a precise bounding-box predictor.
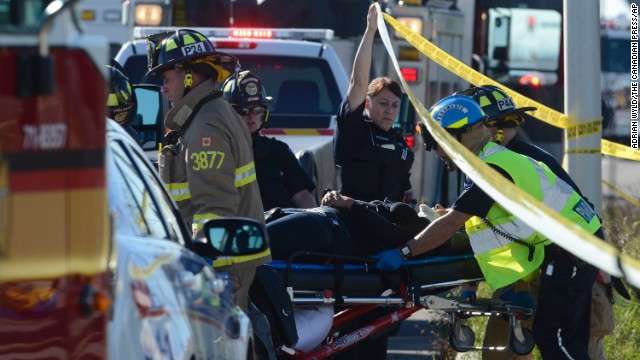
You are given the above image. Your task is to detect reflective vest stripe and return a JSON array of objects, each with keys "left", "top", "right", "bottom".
[
  {"left": 167, "top": 182, "right": 191, "bottom": 202},
  {"left": 234, "top": 161, "right": 257, "bottom": 188},
  {"left": 468, "top": 152, "right": 572, "bottom": 254},
  {"left": 192, "top": 213, "right": 221, "bottom": 233},
  {"left": 213, "top": 248, "right": 272, "bottom": 267}
]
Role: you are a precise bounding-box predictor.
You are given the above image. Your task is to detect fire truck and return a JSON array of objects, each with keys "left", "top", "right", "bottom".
[
  {"left": 1, "top": 1, "right": 261, "bottom": 358},
  {"left": 0, "top": 1, "right": 111, "bottom": 356}
]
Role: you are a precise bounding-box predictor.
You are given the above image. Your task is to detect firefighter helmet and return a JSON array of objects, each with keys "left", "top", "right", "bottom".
[
  {"left": 146, "top": 29, "right": 238, "bottom": 78},
  {"left": 458, "top": 85, "right": 536, "bottom": 128},
  {"left": 106, "top": 65, "right": 137, "bottom": 127},
  {"left": 429, "top": 94, "right": 487, "bottom": 133},
  {"left": 222, "top": 70, "right": 272, "bottom": 130},
  {"left": 222, "top": 70, "right": 271, "bottom": 107}
]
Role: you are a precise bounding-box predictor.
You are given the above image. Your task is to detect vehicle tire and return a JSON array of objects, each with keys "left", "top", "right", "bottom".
[
  {"left": 449, "top": 325, "right": 474, "bottom": 352},
  {"left": 509, "top": 328, "right": 535, "bottom": 355}
]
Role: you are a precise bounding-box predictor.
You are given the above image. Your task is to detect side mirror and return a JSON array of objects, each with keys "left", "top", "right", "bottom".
[
  {"left": 191, "top": 218, "right": 270, "bottom": 258},
  {"left": 131, "top": 84, "right": 169, "bottom": 162}
]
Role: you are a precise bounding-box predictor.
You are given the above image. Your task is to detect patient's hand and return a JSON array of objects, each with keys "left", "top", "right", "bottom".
[
  {"left": 321, "top": 191, "right": 355, "bottom": 209},
  {"left": 433, "top": 204, "right": 449, "bottom": 216}
]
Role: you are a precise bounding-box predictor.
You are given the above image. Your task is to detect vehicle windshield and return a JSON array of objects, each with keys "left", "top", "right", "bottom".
[
  {"left": 123, "top": 53, "right": 342, "bottom": 129},
  {"left": 0, "top": 0, "right": 69, "bottom": 32},
  {"left": 485, "top": 7, "right": 561, "bottom": 84}
]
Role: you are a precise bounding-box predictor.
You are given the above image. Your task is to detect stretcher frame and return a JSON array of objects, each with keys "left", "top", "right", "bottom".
[{"left": 269, "top": 251, "right": 535, "bottom": 359}]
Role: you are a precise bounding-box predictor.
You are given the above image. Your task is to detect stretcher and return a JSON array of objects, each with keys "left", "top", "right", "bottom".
[{"left": 268, "top": 250, "right": 535, "bottom": 359}]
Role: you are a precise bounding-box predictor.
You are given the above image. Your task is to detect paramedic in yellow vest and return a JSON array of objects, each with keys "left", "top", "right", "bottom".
[
  {"left": 460, "top": 84, "right": 616, "bottom": 360},
  {"left": 375, "top": 94, "right": 603, "bottom": 359},
  {"left": 147, "top": 29, "right": 271, "bottom": 313}
]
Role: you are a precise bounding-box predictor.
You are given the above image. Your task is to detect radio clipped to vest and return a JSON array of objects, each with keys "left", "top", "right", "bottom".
[{"left": 482, "top": 217, "right": 535, "bottom": 262}]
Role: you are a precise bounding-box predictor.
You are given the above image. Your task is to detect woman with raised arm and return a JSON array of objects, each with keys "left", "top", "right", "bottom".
[{"left": 334, "top": 3, "right": 414, "bottom": 204}]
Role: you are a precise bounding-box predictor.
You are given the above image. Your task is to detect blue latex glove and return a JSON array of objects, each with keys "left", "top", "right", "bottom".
[
  {"left": 460, "top": 290, "right": 477, "bottom": 304},
  {"left": 500, "top": 288, "right": 535, "bottom": 319},
  {"left": 374, "top": 249, "right": 404, "bottom": 272}
]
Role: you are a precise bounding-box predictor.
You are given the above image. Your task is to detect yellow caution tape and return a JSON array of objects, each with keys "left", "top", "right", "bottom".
[
  {"left": 602, "top": 179, "right": 640, "bottom": 207},
  {"left": 376, "top": 4, "right": 640, "bottom": 288},
  {"left": 566, "top": 119, "right": 602, "bottom": 140},
  {"left": 382, "top": 12, "right": 571, "bottom": 129},
  {"left": 383, "top": 12, "right": 640, "bottom": 161},
  {"left": 565, "top": 149, "right": 602, "bottom": 155},
  {"left": 601, "top": 139, "right": 640, "bottom": 161}
]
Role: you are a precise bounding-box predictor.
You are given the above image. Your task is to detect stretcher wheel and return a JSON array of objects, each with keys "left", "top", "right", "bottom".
[
  {"left": 509, "top": 328, "right": 534, "bottom": 355},
  {"left": 449, "top": 325, "right": 475, "bottom": 352}
]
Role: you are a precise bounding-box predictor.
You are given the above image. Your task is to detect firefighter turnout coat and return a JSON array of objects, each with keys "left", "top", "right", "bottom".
[{"left": 159, "top": 79, "right": 271, "bottom": 269}]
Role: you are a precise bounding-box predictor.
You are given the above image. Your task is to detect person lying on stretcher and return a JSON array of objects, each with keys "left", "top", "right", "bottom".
[{"left": 265, "top": 190, "right": 461, "bottom": 263}]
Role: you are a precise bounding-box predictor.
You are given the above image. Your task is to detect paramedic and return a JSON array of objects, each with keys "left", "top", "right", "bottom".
[
  {"left": 147, "top": 29, "right": 271, "bottom": 313},
  {"left": 376, "top": 94, "right": 603, "bottom": 360},
  {"left": 222, "top": 70, "right": 317, "bottom": 210},
  {"left": 334, "top": 3, "right": 414, "bottom": 203},
  {"left": 460, "top": 84, "right": 615, "bottom": 360}
]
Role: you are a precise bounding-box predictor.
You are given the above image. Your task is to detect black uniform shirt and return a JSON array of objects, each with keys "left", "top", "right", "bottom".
[
  {"left": 334, "top": 98, "right": 414, "bottom": 202},
  {"left": 452, "top": 164, "right": 512, "bottom": 218},
  {"left": 253, "top": 134, "right": 316, "bottom": 211}
]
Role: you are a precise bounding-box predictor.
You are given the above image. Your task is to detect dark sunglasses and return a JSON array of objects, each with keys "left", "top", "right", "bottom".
[{"left": 236, "top": 106, "right": 266, "bottom": 116}]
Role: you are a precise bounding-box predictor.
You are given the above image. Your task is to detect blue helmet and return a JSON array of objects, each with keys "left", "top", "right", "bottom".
[{"left": 429, "top": 94, "right": 487, "bottom": 133}]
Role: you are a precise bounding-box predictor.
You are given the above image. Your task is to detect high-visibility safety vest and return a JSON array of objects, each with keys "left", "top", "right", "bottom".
[{"left": 465, "top": 142, "right": 600, "bottom": 290}]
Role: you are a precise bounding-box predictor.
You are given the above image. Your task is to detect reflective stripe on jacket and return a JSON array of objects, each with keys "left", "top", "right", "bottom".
[{"left": 465, "top": 142, "right": 600, "bottom": 290}]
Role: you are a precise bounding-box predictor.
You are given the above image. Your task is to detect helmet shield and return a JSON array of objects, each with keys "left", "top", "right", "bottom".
[{"left": 146, "top": 31, "right": 173, "bottom": 76}]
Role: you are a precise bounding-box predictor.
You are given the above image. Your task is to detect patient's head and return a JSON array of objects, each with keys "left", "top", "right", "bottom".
[{"left": 389, "top": 203, "right": 429, "bottom": 236}]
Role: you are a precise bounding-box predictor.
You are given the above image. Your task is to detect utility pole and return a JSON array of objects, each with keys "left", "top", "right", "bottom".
[{"left": 564, "top": 0, "right": 602, "bottom": 213}]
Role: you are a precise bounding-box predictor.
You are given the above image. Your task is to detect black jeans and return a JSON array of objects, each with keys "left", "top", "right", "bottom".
[{"left": 533, "top": 241, "right": 599, "bottom": 359}]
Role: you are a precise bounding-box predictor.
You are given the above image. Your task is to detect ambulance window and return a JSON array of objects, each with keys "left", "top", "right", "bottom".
[
  {"left": 0, "top": 0, "right": 55, "bottom": 30},
  {"left": 110, "top": 140, "right": 169, "bottom": 239}
]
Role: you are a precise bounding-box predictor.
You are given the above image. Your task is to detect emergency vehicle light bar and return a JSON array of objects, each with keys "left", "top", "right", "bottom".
[{"left": 134, "top": 27, "right": 334, "bottom": 41}]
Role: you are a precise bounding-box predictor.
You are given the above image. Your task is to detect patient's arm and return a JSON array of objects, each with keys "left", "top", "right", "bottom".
[{"left": 348, "top": 202, "right": 420, "bottom": 247}]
